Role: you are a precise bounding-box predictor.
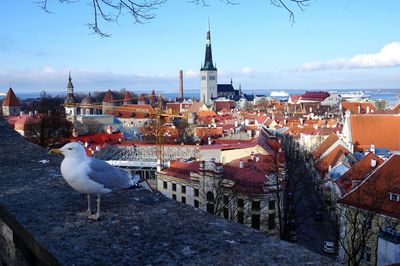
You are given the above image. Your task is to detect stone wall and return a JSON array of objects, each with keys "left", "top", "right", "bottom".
[{"left": 0, "top": 118, "right": 336, "bottom": 265}]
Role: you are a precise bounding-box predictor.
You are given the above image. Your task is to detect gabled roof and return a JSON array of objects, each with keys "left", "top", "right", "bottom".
[
  {"left": 301, "top": 91, "right": 330, "bottom": 101},
  {"left": 350, "top": 114, "right": 400, "bottom": 151},
  {"left": 315, "top": 145, "right": 351, "bottom": 175},
  {"left": 2, "top": 88, "right": 20, "bottom": 106},
  {"left": 312, "top": 134, "right": 339, "bottom": 160},
  {"left": 339, "top": 154, "right": 400, "bottom": 219},
  {"left": 341, "top": 101, "right": 376, "bottom": 114},
  {"left": 336, "top": 152, "right": 384, "bottom": 194},
  {"left": 123, "top": 91, "right": 132, "bottom": 102},
  {"left": 103, "top": 90, "right": 119, "bottom": 103}
]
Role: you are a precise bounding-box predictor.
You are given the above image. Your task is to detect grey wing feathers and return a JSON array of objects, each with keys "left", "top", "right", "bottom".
[{"left": 86, "top": 158, "right": 133, "bottom": 190}]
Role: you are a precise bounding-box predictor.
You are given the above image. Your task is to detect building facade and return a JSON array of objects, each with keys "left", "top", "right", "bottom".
[{"left": 200, "top": 23, "right": 217, "bottom": 106}]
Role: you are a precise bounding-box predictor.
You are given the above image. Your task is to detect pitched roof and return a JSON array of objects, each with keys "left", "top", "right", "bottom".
[
  {"left": 350, "top": 115, "right": 400, "bottom": 151},
  {"left": 315, "top": 145, "right": 350, "bottom": 175},
  {"left": 123, "top": 91, "right": 132, "bottom": 102},
  {"left": 301, "top": 91, "right": 330, "bottom": 101},
  {"left": 339, "top": 154, "right": 400, "bottom": 219},
  {"left": 103, "top": 90, "right": 119, "bottom": 103},
  {"left": 336, "top": 152, "right": 384, "bottom": 193},
  {"left": 312, "top": 134, "right": 339, "bottom": 160},
  {"left": 341, "top": 101, "right": 377, "bottom": 114},
  {"left": 2, "top": 88, "right": 20, "bottom": 106},
  {"left": 217, "top": 84, "right": 238, "bottom": 93}
]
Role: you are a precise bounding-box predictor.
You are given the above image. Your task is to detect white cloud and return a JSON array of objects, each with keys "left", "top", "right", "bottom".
[
  {"left": 301, "top": 42, "right": 400, "bottom": 71},
  {"left": 185, "top": 70, "right": 198, "bottom": 78},
  {"left": 241, "top": 67, "right": 254, "bottom": 75}
]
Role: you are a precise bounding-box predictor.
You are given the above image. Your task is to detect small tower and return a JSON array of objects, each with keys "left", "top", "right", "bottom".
[
  {"left": 123, "top": 91, "right": 133, "bottom": 105},
  {"left": 102, "top": 90, "right": 119, "bottom": 114},
  {"left": 200, "top": 20, "right": 217, "bottom": 106},
  {"left": 64, "top": 71, "right": 77, "bottom": 120},
  {"left": 2, "top": 87, "right": 20, "bottom": 116}
]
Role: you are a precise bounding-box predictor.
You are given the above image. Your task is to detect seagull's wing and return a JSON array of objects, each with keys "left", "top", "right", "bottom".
[{"left": 86, "top": 157, "right": 133, "bottom": 190}]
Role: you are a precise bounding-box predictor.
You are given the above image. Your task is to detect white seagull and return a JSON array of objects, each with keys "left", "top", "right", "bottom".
[{"left": 50, "top": 142, "right": 143, "bottom": 220}]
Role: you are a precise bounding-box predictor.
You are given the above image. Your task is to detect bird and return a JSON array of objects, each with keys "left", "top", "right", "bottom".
[{"left": 50, "top": 142, "right": 145, "bottom": 220}]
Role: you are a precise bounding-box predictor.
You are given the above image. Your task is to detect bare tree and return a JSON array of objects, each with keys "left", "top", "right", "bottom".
[
  {"left": 331, "top": 172, "right": 400, "bottom": 266},
  {"left": 36, "top": 0, "right": 311, "bottom": 37}
]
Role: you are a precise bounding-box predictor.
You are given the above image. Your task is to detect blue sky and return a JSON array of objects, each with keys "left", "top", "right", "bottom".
[{"left": 1, "top": 0, "right": 400, "bottom": 94}]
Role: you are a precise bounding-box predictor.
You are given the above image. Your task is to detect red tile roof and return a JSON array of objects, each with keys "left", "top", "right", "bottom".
[
  {"left": 301, "top": 91, "right": 330, "bottom": 101},
  {"left": 339, "top": 154, "right": 400, "bottom": 219},
  {"left": 123, "top": 91, "right": 132, "bottom": 102},
  {"left": 312, "top": 134, "right": 339, "bottom": 160},
  {"left": 103, "top": 90, "right": 118, "bottom": 103},
  {"left": 215, "top": 101, "right": 235, "bottom": 112},
  {"left": 336, "top": 153, "right": 384, "bottom": 194},
  {"left": 70, "top": 131, "right": 124, "bottom": 156},
  {"left": 342, "top": 101, "right": 377, "bottom": 114},
  {"left": 315, "top": 145, "right": 350, "bottom": 175},
  {"left": 2, "top": 88, "right": 20, "bottom": 106},
  {"left": 350, "top": 115, "right": 400, "bottom": 151},
  {"left": 194, "top": 127, "right": 223, "bottom": 139}
]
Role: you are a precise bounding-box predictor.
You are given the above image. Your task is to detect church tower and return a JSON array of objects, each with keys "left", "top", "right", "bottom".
[
  {"left": 64, "top": 71, "right": 77, "bottom": 121},
  {"left": 200, "top": 21, "right": 217, "bottom": 106}
]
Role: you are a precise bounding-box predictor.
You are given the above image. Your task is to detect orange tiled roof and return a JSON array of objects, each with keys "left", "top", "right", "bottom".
[
  {"left": 197, "top": 110, "right": 217, "bottom": 118},
  {"left": 350, "top": 115, "right": 400, "bottom": 151},
  {"left": 2, "top": 88, "right": 20, "bottom": 106},
  {"left": 342, "top": 101, "right": 376, "bottom": 114},
  {"left": 315, "top": 145, "right": 350, "bottom": 175},
  {"left": 312, "top": 134, "right": 339, "bottom": 160},
  {"left": 339, "top": 154, "right": 400, "bottom": 219},
  {"left": 103, "top": 90, "right": 118, "bottom": 103},
  {"left": 336, "top": 152, "right": 384, "bottom": 193},
  {"left": 194, "top": 127, "right": 223, "bottom": 138},
  {"left": 123, "top": 91, "right": 132, "bottom": 102}
]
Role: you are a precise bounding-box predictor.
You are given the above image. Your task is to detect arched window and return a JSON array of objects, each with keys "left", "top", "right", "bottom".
[{"left": 206, "top": 191, "right": 214, "bottom": 214}]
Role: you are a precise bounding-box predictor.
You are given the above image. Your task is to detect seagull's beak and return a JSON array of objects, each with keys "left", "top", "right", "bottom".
[{"left": 49, "top": 148, "right": 62, "bottom": 154}]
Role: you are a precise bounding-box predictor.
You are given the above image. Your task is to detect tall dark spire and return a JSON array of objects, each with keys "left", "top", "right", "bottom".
[
  {"left": 65, "top": 71, "right": 75, "bottom": 103},
  {"left": 201, "top": 20, "right": 217, "bottom": 71}
]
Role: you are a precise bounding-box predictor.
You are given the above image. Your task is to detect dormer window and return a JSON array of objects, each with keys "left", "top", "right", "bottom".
[{"left": 389, "top": 193, "right": 400, "bottom": 202}]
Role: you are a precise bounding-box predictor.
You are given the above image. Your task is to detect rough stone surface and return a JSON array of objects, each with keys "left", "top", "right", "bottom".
[{"left": 0, "top": 118, "right": 337, "bottom": 265}]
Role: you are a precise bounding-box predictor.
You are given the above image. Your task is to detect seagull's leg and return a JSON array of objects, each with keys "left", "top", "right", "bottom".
[
  {"left": 87, "top": 194, "right": 92, "bottom": 215},
  {"left": 88, "top": 194, "right": 101, "bottom": 220}
]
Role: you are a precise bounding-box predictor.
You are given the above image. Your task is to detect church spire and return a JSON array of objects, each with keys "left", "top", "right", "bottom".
[
  {"left": 65, "top": 71, "right": 75, "bottom": 103},
  {"left": 201, "top": 19, "right": 217, "bottom": 71}
]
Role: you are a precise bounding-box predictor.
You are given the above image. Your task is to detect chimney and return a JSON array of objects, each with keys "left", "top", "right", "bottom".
[
  {"left": 28, "top": 111, "right": 32, "bottom": 116},
  {"left": 234, "top": 121, "right": 238, "bottom": 127},
  {"left": 239, "top": 159, "right": 244, "bottom": 168},
  {"left": 95, "top": 145, "right": 101, "bottom": 152},
  {"left": 208, "top": 137, "right": 212, "bottom": 145},
  {"left": 19, "top": 111, "right": 23, "bottom": 117},
  {"left": 370, "top": 144, "right": 375, "bottom": 154},
  {"left": 179, "top": 70, "right": 183, "bottom": 100},
  {"left": 250, "top": 152, "right": 255, "bottom": 161},
  {"left": 366, "top": 106, "right": 370, "bottom": 113},
  {"left": 255, "top": 155, "right": 260, "bottom": 162},
  {"left": 357, "top": 105, "right": 361, "bottom": 114},
  {"left": 371, "top": 159, "right": 377, "bottom": 168}
]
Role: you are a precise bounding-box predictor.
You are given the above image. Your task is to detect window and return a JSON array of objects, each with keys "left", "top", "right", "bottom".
[
  {"left": 251, "top": 214, "right": 260, "bottom": 230},
  {"left": 163, "top": 181, "right": 167, "bottom": 189},
  {"left": 181, "top": 196, "right": 186, "bottom": 204},
  {"left": 389, "top": 193, "right": 400, "bottom": 202},
  {"left": 269, "top": 200, "right": 276, "bottom": 210},
  {"left": 237, "top": 211, "right": 244, "bottom": 224},
  {"left": 172, "top": 194, "right": 176, "bottom": 200},
  {"left": 194, "top": 188, "right": 199, "bottom": 197},
  {"left": 268, "top": 213, "right": 276, "bottom": 229},
  {"left": 252, "top": 201, "right": 260, "bottom": 212},
  {"left": 223, "top": 207, "right": 229, "bottom": 219},
  {"left": 181, "top": 185, "right": 186, "bottom": 194},
  {"left": 194, "top": 200, "right": 199, "bottom": 208},
  {"left": 172, "top": 183, "right": 176, "bottom": 192},
  {"left": 206, "top": 192, "right": 215, "bottom": 214},
  {"left": 237, "top": 198, "right": 244, "bottom": 209}
]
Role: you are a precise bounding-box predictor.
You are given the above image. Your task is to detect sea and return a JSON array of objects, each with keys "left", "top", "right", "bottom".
[{"left": 2, "top": 88, "right": 399, "bottom": 106}]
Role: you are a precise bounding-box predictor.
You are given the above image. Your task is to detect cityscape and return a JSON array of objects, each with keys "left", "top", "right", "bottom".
[{"left": 1, "top": 1, "right": 400, "bottom": 265}]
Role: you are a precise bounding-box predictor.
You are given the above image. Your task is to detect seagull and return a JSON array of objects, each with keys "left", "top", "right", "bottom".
[{"left": 50, "top": 142, "right": 144, "bottom": 220}]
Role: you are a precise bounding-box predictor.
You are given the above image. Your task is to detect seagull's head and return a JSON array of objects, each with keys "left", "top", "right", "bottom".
[{"left": 50, "top": 142, "right": 86, "bottom": 159}]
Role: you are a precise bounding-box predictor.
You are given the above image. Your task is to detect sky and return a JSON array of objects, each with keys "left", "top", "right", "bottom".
[{"left": 1, "top": 0, "right": 400, "bottom": 95}]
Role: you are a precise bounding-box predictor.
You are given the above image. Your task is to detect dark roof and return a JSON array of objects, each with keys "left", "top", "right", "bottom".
[
  {"left": 200, "top": 29, "right": 217, "bottom": 71},
  {"left": 302, "top": 91, "right": 330, "bottom": 101},
  {"left": 217, "top": 84, "right": 238, "bottom": 94},
  {"left": 3, "top": 88, "right": 20, "bottom": 106}
]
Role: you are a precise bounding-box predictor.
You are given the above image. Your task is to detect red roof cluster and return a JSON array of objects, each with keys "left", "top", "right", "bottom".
[
  {"left": 70, "top": 131, "right": 124, "bottom": 156},
  {"left": 301, "top": 91, "right": 330, "bottom": 101},
  {"left": 339, "top": 154, "right": 400, "bottom": 219}
]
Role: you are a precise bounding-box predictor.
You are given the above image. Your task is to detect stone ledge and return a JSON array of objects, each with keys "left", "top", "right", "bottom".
[{"left": 0, "top": 118, "right": 336, "bottom": 265}]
